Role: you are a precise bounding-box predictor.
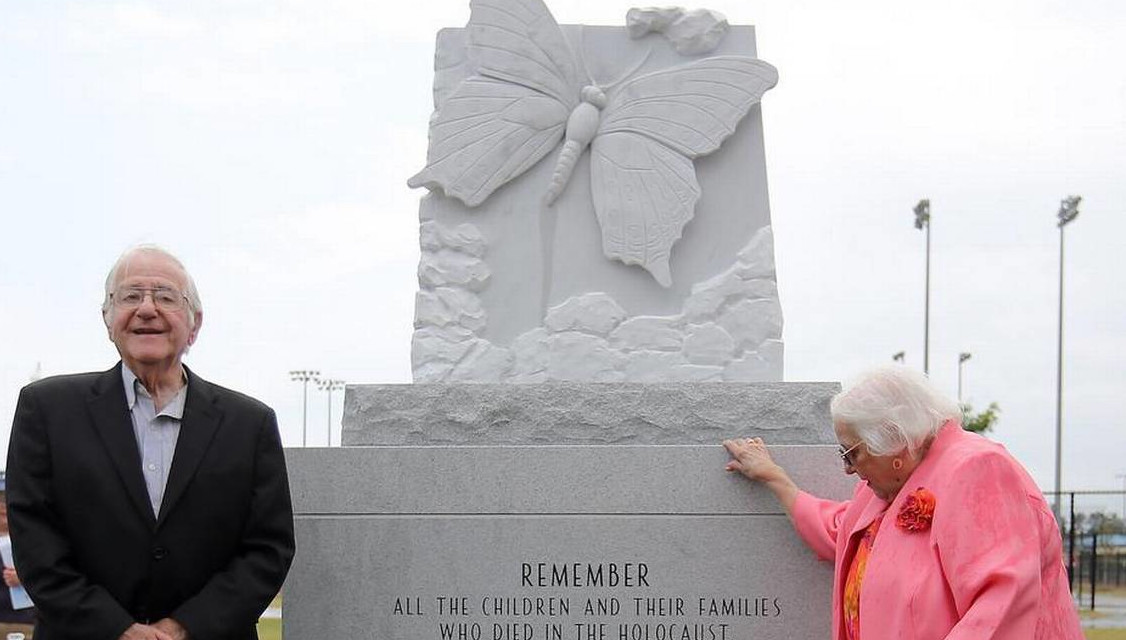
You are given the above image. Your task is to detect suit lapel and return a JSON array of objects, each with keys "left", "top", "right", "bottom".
[
  {"left": 158, "top": 367, "right": 221, "bottom": 526},
  {"left": 87, "top": 364, "right": 157, "bottom": 528}
]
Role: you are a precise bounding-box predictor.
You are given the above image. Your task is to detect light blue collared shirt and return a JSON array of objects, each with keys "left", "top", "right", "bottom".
[{"left": 122, "top": 365, "right": 187, "bottom": 517}]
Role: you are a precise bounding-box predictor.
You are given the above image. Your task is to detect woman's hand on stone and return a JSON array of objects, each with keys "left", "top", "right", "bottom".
[
  {"left": 722, "top": 436, "right": 799, "bottom": 514},
  {"left": 723, "top": 437, "right": 783, "bottom": 482}
]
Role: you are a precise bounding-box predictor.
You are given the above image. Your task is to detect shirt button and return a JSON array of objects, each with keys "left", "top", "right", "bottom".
[
  {"left": 147, "top": 463, "right": 157, "bottom": 471},
  {"left": 152, "top": 547, "right": 168, "bottom": 560}
]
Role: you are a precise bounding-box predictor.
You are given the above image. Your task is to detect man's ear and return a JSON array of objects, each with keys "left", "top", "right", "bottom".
[
  {"left": 188, "top": 311, "right": 204, "bottom": 345},
  {"left": 103, "top": 308, "right": 114, "bottom": 341}
]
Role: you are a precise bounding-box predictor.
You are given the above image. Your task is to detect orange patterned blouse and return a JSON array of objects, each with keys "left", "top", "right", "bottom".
[{"left": 842, "top": 514, "right": 885, "bottom": 640}]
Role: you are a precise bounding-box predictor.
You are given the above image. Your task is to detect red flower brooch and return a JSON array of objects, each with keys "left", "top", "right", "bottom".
[{"left": 896, "top": 487, "right": 936, "bottom": 532}]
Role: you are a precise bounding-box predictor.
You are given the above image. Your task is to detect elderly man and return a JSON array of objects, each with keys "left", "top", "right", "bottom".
[{"left": 6, "top": 245, "right": 295, "bottom": 640}]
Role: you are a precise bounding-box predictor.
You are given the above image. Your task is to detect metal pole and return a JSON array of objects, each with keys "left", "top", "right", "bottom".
[
  {"left": 957, "top": 363, "right": 961, "bottom": 403},
  {"left": 1068, "top": 493, "right": 1076, "bottom": 591},
  {"left": 1090, "top": 530, "right": 1098, "bottom": 611},
  {"left": 302, "top": 378, "right": 309, "bottom": 447},
  {"left": 913, "top": 199, "right": 931, "bottom": 376},
  {"left": 1052, "top": 196, "right": 1080, "bottom": 517},
  {"left": 1054, "top": 224, "right": 1065, "bottom": 517},
  {"left": 290, "top": 370, "right": 321, "bottom": 448},
  {"left": 924, "top": 218, "right": 931, "bottom": 375},
  {"left": 316, "top": 378, "right": 344, "bottom": 448},
  {"left": 957, "top": 353, "right": 971, "bottom": 405}
]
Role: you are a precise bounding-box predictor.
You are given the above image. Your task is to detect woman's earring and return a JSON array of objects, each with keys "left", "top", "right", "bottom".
[{"left": 892, "top": 458, "right": 903, "bottom": 471}]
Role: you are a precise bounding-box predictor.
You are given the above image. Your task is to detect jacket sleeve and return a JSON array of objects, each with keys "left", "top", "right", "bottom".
[
  {"left": 170, "top": 408, "right": 295, "bottom": 637},
  {"left": 790, "top": 490, "right": 850, "bottom": 561},
  {"left": 7, "top": 384, "right": 136, "bottom": 640},
  {"left": 935, "top": 451, "right": 1045, "bottom": 639}
]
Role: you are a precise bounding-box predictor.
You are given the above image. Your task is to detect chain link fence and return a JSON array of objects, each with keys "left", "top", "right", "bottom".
[{"left": 1047, "top": 490, "right": 1126, "bottom": 631}]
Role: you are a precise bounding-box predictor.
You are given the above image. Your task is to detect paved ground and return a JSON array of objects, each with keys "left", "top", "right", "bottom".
[{"left": 1079, "top": 594, "right": 1126, "bottom": 629}]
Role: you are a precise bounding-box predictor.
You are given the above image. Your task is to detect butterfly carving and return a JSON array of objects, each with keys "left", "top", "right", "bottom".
[{"left": 408, "top": 0, "right": 778, "bottom": 287}]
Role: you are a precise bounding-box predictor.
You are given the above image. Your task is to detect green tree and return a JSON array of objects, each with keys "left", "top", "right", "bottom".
[
  {"left": 1085, "top": 511, "right": 1126, "bottom": 535},
  {"left": 961, "top": 402, "right": 1000, "bottom": 434}
]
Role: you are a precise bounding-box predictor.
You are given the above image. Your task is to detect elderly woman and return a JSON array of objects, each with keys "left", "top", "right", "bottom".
[{"left": 723, "top": 366, "right": 1082, "bottom": 640}]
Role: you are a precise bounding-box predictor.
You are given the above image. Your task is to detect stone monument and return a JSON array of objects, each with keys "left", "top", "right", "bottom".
[{"left": 283, "top": 1, "right": 852, "bottom": 638}]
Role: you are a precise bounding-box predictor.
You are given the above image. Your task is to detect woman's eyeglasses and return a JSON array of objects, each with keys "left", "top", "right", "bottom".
[{"left": 838, "top": 441, "right": 863, "bottom": 467}]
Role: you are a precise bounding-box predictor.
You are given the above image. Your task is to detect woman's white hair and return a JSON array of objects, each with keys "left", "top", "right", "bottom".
[
  {"left": 101, "top": 244, "right": 203, "bottom": 328},
  {"left": 830, "top": 365, "right": 961, "bottom": 458}
]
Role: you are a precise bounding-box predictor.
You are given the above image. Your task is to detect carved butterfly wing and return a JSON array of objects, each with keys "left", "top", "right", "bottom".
[
  {"left": 599, "top": 56, "right": 778, "bottom": 157},
  {"left": 408, "top": 0, "right": 582, "bottom": 207},
  {"left": 591, "top": 56, "right": 779, "bottom": 284},
  {"left": 589, "top": 133, "right": 699, "bottom": 287},
  {"left": 408, "top": 77, "right": 573, "bottom": 207},
  {"left": 467, "top": 0, "right": 582, "bottom": 105}
]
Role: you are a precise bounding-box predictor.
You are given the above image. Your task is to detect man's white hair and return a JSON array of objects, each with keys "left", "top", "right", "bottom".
[
  {"left": 101, "top": 244, "right": 203, "bottom": 329},
  {"left": 830, "top": 365, "right": 962, "bottom": 458}
]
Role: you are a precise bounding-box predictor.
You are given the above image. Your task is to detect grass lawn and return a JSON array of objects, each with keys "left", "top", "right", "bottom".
[{"left": 1086, "top": 630, "right": 1126, "bottom": 640}]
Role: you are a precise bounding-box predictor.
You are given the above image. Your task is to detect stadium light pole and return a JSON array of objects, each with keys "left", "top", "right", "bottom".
[
  {"left": 289, "top": 369, "right": 320, "bottom": 447},
  {"left": 317, "top": 378, "right": 346, "bottom": 446},
  {"left": 957, "top": 352, "right": 972, "bottom": 404},
  {"left": 1053, "top": 195, "right": 1080, "bottom": 518},
  {"left": 913, "top": 199, "right": 931, "bottom": 375}
]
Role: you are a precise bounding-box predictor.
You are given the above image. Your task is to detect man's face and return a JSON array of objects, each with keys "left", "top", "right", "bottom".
[{"left": 106, "top": 252, "right": 201, "bottom": 374}]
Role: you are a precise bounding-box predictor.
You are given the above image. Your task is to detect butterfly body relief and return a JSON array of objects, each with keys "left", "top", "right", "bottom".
[{"left": 545, "top": 85, "right": 607, "bottom": 204}]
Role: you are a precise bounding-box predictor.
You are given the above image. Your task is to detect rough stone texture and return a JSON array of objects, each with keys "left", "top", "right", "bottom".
[
  {"left": 627, "top": 7, "right": 730, "bottom": 55},
  {"left": 665, "top": 9, "right": 730, "bottom": 55},
  {"left": 609, "top": 316, "right": 682, "bottom": 351},
  {"left": 446, "top": 342, "right": 513, "bottom": 382},
  {"left": 544, "top": 332, "right": 624, "bottom": 381},
  {"left": 411, "top": 326, "right": 475, "bottom": 363},
  {"left": 737, "top": 223, "right": 777, "bottom": 279},
  {"left": 509, "top": 327, "right": 551, "bottom": 379},
  {"left": 415, "top": 287, "right": 487, "bottom": 332},
  {"left": 723, "top": 351, "right": 781, "bottom": 382},
  {"left": 682, "top": 323, "right": 735, "bottom": 365},
  {"left": 414, "top": 227, "right": 784, "bottom": 382},
  {"left": 543, "top": 292, "right": 627, "bottom": 336},
  {"left": 718, "top": 297, "right": 783, "bottom": 350},
  {"left": 419, "top": 220, "right": 487, "bottom": 257},
  {"left": 626, "top": 7, "right": 683, "bottom": 39},
  {"left": 417, "top": 249, "right": 490, "bottom": 291},
  {"left": 343, "top": 382, "right": 839, "bottom": 446}
]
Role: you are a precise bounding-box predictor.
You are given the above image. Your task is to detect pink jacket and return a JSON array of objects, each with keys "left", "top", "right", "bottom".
[{"left": 791, "top": 422, "right": 1082, "bottom": 640}]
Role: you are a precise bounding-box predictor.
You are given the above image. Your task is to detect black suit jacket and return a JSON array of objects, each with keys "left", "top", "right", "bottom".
[{"left": 6, "top": 363, "right": 295, "bottom": 640}]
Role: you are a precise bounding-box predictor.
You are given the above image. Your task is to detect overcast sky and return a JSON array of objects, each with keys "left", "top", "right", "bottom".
[{"left": 1, "top": 0, "right": 1123, "bottom": 511}]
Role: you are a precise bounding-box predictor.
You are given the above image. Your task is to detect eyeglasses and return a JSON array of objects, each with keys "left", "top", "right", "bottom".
[
  {"left": 111, "top": 286, "right": 189, "bottom": 311},
  {"left": 838, "top": 441, "right": 863, "bottom": 467}
]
